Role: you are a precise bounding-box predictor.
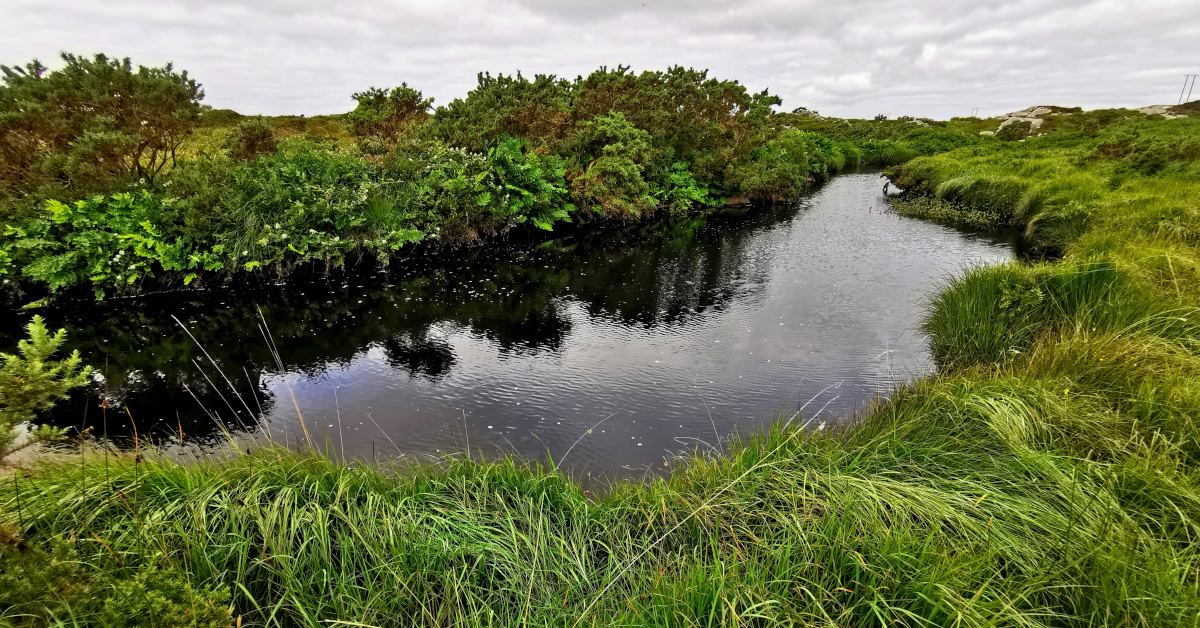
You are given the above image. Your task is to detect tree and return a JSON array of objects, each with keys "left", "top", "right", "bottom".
[
  {"left": 0, "top": 315, "right": 90, "bottom": 463},
  {"left": 346, "top": 83, "right": 433, "bottom": 150},
  {"left": 0, "top": 53, "right": 204, "bottom": 203}
]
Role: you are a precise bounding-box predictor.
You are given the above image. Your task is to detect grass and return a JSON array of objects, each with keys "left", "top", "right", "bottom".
[
  {"left": 4, "top": 373, "right": 1200, "bottom": 626},
  {"left": 4, "top": 112, "right": 1200, "bottom": 626}
]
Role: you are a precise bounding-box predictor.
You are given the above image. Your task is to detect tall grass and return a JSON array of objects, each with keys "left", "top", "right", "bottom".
[{"left": 5, "top": 374, "right": 1200, "bottom": 627}]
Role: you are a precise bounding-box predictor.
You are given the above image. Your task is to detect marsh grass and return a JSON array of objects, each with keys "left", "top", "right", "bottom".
[
  {"left": 890, "top": 195, "right": 1010, "bottom": 230},
  {"left": 4, "top": 374, "right": 1200, "bottom": 627}
]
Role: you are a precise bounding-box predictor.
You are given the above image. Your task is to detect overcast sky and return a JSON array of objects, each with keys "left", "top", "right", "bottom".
[{"left": 3, "top": 0, "right": 1198, "bottom": 119}]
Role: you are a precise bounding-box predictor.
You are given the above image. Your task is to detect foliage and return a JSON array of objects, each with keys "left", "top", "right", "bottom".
[
  {"left": 997, "top": 119, "right": 1035, "bottom": 141},
  {"left": 569, "top": 112, "right": 657, "bottom": 216},
  {"left": 482, "top": 136, "right": 574, "bottom": 230},
  {"left": 0, "top": 59, "right": 989, "bottom": 296},
  {"left": 198, "top": 108, "right": 243, "bottom": 127},
  {"left": 429, "top": 66, "right": 787, "bottom": 207},
  {"left": 423, "top": 72, "right": 574, "bottom": 154},
  {"left": 1, "top": 191, "right": 217, "bottom": 297},
  {"left": 0, "top": 316, "right": 89, "bottom": 462},
  {"left": 203, "top": 140, "right": 424, "bottom": 271},
  {"left": 0, "top": 53, "right": 204, "bottom": 206},
  {"left": 221, "top": 117, "right": 277, "bottom": 162},
  {"left": 346, "top": 83, "right": 432, "bottom": 152},
  {"left": 725, "top": 129, "right": 827, "bottom": 200},
  {"left": 890, "top": 195, "right": 1009, "bottom": 230},
  {"left": 0, "top": 534, "right": 233, "bottom": 627}
]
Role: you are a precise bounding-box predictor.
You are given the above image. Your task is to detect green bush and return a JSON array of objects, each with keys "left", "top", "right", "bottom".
[
  {"left": 997, "top": 120, "right": 1035, "bottom": 141},
  {"left": 222, "top": 117, "right": 277, "bottom": 162},
  {"left": 569, "top": 112, "right": 657, "bottom": 216},
  {"left": 726, "top": 130, "right": 820, "bottom": 200},
  {"left": 1, "top": 191, "right": 218, "bottom": 297},
  {"left": 0, "top": 315, "right": 89, "bottom": 462},
  {"left": 0, "top": 536, "right": 233, "bottom": 627},
  {"left": 0, "top": 53, "right": 204, "bottom": 200},
  {"left": 347, "top": 83, "right": 432, "bottom": 149}
]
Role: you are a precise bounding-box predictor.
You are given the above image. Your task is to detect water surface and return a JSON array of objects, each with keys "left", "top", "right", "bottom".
[{"left": 9, "top": 173, "right": 1015, "bottom": 474}]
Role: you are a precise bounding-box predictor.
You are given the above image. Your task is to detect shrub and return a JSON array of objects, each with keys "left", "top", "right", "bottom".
[
  {"left": 222, "top": 117, "right": 278, "bottom": 162},
  {"left": 0, "top": 536, "right": 233, "bottom": 627},
  {"left": 997, "top": 120, "right": 1035, "bottom": 141},
  {"left": 347, "top": 83, "right": 432, "bottom": 149},
  {"left": 569, "top": 112, "right": 656, "bottom": 216},
  {"left": 1, "top": 191, "right": 218, "bottom": 297},
  {"left": 483, "top": 136, "right": 574, "bottom": 230},
  {"left": 0, "top": 315, "right": 89, "bottom": 462},
  {"left": 0, "top": 53, "right": 204, "bottom": 198},
  {"left": 198, "top": 108, "right": 243, "bottom": 127},
  {"left": 725, "top": 130, "right": 838, "bottom": 200}
]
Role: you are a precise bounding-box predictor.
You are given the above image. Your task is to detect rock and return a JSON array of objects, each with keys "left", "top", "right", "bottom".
[
  {"left": 1137, "top": 104, "right": 1187, "bottom": 119},
  {"left": 999, "top": 116, "right": 1044, "bottom": 129},
  {"left": 979, "top": 130, "right": 996, "bottom": 136}
]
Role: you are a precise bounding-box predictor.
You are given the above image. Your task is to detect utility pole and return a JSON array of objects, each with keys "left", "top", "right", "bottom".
[
  {"left": 971, "top": 107, "right": 980, "bottom": 118},
  {"left": 1179, "top": 75, "right": 1198, "bottom": 105}
]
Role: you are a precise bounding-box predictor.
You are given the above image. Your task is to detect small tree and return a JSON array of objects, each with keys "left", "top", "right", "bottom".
[
  {"left": 346, "top": 83, "right": 432, "bottom": 149},
  {"left": 223, "top": 117, "right": 278, "bottom": 162},
  {"left": 0, "top": 316, "right": 90, "bottom": 463},
  {"left": 0, "top": 53, "right": 204, "bottom": 197}
]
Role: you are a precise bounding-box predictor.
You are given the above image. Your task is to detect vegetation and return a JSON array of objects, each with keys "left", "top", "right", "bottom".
[
  {"left": 890, "top": 195, "right": 1011, "bottom": 230},
  {"left": 0, "top": 54, "right": 204, "bottom": 220},
  {"left": 3, "top": 52, "right": 1200, "bottom": 625},
  {"left": 0, "top": 316, "right": 89, "bottom": 462},
  {"left": 222, "top": 118, "right": 278, "bottom": 162},
  {"left": 0, "top": 58, "right": 985, "bottom": 300}
]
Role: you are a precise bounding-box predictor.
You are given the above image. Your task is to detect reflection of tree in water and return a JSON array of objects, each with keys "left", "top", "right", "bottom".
[
  {"left": 2, "top": 199, "right": 801, "bottom": 441},
  {"left": 381, "top": 332, "right": 455, "bottom": 379}
]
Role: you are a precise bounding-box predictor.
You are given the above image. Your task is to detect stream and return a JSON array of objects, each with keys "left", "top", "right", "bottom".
[{"left": 5, "top": 172, "right": 1017, "bottom": 476}]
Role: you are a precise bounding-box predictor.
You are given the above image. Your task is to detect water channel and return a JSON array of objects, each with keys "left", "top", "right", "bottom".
[{"left": 5, "top": 172, "right": 1017, "bottom": 475}]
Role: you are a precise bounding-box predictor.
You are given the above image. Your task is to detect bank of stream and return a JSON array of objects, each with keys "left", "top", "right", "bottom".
[{"left": 4, "top": 172, "right": 1016, "bottom": 475}]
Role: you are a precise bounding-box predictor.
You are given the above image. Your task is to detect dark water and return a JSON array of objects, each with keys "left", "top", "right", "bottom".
[{"left": 6, "top": 173, "right": 1015, "bottom": 475}]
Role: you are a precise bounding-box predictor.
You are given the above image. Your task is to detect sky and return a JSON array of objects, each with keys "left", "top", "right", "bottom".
[{"left": 3, "top": 0, "right": 1198, "bottom": 119}]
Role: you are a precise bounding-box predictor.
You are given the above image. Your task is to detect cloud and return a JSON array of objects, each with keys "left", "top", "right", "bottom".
[{"left": 2, "top": 0, "right": 1197, "bottom": 118}]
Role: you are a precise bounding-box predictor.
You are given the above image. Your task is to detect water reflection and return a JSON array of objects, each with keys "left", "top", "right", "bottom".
[{"left": 3, "top": 173, "right": 1016, "bottom": 474}]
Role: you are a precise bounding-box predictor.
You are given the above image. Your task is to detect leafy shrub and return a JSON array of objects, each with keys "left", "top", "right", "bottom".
[
  {"left": 429, "top": 65, "right": 783, "bottom": 198},
  {"left": 569, "top": 112, "right": 656, "bottom": 216},
  {"left": 482, "top": 137, "right": 574, "bottom": 230},
  {"left": 211, "top": 141, "right": 422, "bottom": 269},
  {"left": 0, "top": 536, "right": 233, "bottom": 627},
  {"left": 0, "top": 53, "right": 204, "bottom": 199},
  {"left": 725, "top": 130, "right": 834, "bottom": 200},
  {"left": 648, "top": 160, "right": 714, "bottom": 213},
  {"left": 424, "top": 72, "right": 574, "bottom": 154},
  {"left": 222, "top": 117, "right": 277, "bottom": 162},
  {"left": 2, "top": 191, "right": 218, "bottom": 297},
  {"left": 0, "top": 315, "right": 89, "bottom": 462},
  {"left": 347, "top": 83, "right": 432, "bottom": 149},
  {"left": 198, "top": 108, "right": 243, "bottom": 127}
]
